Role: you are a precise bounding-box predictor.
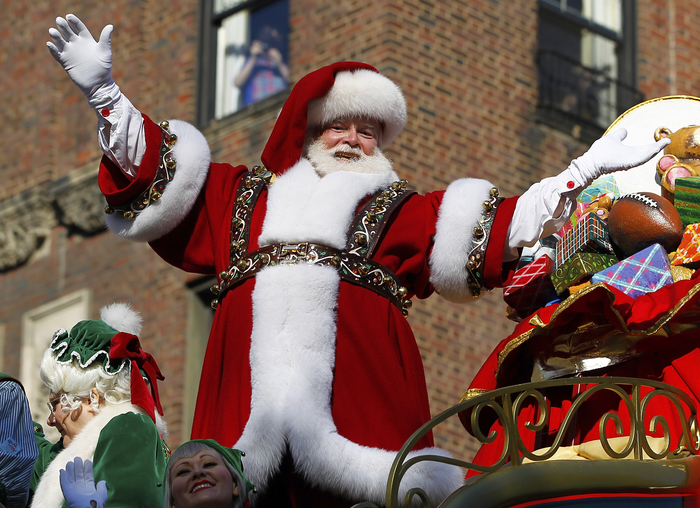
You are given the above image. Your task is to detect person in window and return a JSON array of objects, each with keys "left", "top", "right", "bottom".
[
  {"left": 59, "top": 439, "right": 254, "bottom": 508},
  {"left": 0, "top": 373, "right": 39, "bottom": 508},
  {"left": 30, "top": 303, "right": 169, "bottom": 508},
  {"left": 234, "top": 26, "right": 289, "bottom": 107},
  {"left": 45, "top": 14, "right": 668, "bottom": 507}
]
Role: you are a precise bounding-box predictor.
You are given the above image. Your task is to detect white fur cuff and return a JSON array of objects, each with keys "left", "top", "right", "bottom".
[
  {"left": 105, "top": 119, "right": 211, "bottom": 242},
  {"left": 429, "top": 178, "right": 498, "bottom": 303}
]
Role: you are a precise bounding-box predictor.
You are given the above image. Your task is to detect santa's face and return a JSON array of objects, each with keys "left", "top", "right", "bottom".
[
  {"left": 307, "top": 116, "right": 393, "bottom": 177},
  {"left": 319, "top": 116, "right": 382, "bottom": 157}
]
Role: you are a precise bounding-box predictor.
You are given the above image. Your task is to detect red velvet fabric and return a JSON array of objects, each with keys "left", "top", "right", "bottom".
[{"left": 464, "top": 273, "right": 700, "bottom": 477}]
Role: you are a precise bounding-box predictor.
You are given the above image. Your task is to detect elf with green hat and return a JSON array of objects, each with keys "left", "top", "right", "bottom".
[
  {"left": 58, "top": 439, "right": 254, "bottom": 508},
  {"left": 31, "top": 303, "right": 169, "bottom": 508}
]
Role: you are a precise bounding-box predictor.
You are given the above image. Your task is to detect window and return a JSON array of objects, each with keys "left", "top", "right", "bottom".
[
  {"left": 21, "top": 290, "right": 91, "bottom": 441},
  {"left": 536, "top": 0, "right": 641, "bottom": 139},
  {"left": 199, "top": 0, "right": 290, "bottom": 122}
]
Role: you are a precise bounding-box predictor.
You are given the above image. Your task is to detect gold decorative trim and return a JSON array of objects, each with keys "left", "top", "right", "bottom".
[
  {"left": 460, "top": 388, "right": 486, "bottom": 404},
  {"left": 496, "top": 280, "right": 700, "bottom": 377}
]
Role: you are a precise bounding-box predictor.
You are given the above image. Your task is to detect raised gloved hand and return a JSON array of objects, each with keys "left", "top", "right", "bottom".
[
  {"left": 566, "top": 128, "right": 670, "bottom": 189},
  {"left": 60, "top": 457, "right": 109, "bottom": 508},
  {"left": 47, "top": 14, "right": 120, "bottom": 108}
]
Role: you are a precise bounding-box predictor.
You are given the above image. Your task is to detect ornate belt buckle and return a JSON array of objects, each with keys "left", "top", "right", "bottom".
[{"left": 279, "top": 242, "right": 308, "bottom": 264}]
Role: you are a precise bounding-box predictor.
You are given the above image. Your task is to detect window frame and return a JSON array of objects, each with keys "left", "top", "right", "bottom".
[
  {"left": 535, "top": 0, "right": 639, "bottom": 141},
  {"left": 197, "top": 0, "right": 289, "bottom": 126}
]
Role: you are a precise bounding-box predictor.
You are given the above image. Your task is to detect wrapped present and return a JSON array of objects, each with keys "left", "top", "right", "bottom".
[
  {"left": 591, "top": 243, "right": 673, "bottom": 298},
  {"left": 556, "top": 201, "right": 589, "bottom": 239},
  {"left": 578, "top": 174, "right": 619, "bottom": 204},
  {"left": 671, "top": 223, "right": 700, "bottom": 265},
  {"left": 503, "top": 255, "right": 558, "bottom": 319},
  {"left": 551, "top": 252, "right": 618, "bottom": 295},
  {"left": 555, "top": 213, "right": 613, "bottom": 268},
  {"left": 674, "top": 176, "right": 700, "bottom": 228}
]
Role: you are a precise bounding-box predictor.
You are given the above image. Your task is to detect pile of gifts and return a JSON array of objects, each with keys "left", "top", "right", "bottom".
[{"left": 503, "top": 174, "right": 700, "bottom": 321}]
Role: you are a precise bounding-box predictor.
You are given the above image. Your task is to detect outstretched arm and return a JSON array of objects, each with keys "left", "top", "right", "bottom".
[
  {"left": 47, "top": 14, "right": 145, "bottom": 178},
  {"left": 505, "top": 128, "right": 670, "bottom": 258}
]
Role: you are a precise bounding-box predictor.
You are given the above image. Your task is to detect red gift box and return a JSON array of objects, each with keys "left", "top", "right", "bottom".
[{"left": 503, "top": 255, "right": 558, "bottom": 319}]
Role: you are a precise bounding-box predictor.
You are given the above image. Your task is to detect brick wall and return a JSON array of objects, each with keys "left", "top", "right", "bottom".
[{"left": 2, "top": 0, "right": 699, "bottom": 464}]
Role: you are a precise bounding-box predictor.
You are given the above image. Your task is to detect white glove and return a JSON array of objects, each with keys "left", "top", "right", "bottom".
[
  {"left": 565, "top": 128, "right": 670, "bottom": 189},
  {"left": 47, "top": 14, "right": 120, "bottom": 109}
]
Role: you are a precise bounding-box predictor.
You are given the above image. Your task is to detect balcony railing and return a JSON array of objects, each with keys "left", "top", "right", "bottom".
[
  {"left": 537, "top": 49, "right": 644, "bottom": 131},
  {"left": 352, "top": 377, "right": 699, "bottom": 508}
]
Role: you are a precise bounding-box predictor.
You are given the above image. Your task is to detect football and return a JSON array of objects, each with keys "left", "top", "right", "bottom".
[{"left": 607, "top": 192, "right": 684, "bottom": 258}]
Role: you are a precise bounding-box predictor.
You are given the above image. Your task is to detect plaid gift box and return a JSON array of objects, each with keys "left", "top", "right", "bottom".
[
  {"left": 674, "top": 176, "right": 700, "bottom": 229},
  {"left": 551, "top": 252, "right": 618, "bottom": 295},
  {"left": 503, "top": 255, "right": 558, "bottom": 319},
  {"left": 591, "top": 243, "right": 673, "bottom": 298},
  {"left": 671, "top": 223, "right": 700, "bottom": 265},
  {"left": 555, "top": 213, "right": 613, "bottom": 268},
  {"left": 578, "top": 175, "right": 620, "bottom": 204}
]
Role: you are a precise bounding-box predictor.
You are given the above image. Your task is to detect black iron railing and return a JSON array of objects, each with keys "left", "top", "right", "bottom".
[{"left": 537, "top": 49, "right": 644, "bottom": 130}]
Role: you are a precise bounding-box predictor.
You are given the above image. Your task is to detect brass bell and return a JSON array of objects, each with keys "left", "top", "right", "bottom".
[
  {"left": 260, "top": 253, "right": 271, "bottom": 264},
  {"left": 482, "top": 200, "right": 492, "bottom": 212},
  {"left": 467, "top": 259, "right": 476, "bottom": 271},
  {"left": 151, "top": 190, "right": 162, "bottom": 201},
  {"left": 244, "top": 177, "right": 255, "bottom": 189},
  {"left": 237, "top": 258, "right": 248, "bottom": 270},
  {"left": 210, "top": 284, "right": 221, "bottom": 295},
  {"left": 473, "top": 225, "right": 484, "bottom": 237},
  {"left": 159, "top": 120, "right": 170, "bottom": 130},
  {"left": 167, "top": 133, "right": 178, "bottom": 146},
  {"left": 358, "top": 264, "right": 370, "bottom": 275},
  {"left": 399, "top": 179, "right": 408, "bottom": 188},
  {"left": 397, "top": 287, "right": 408, "bottom": 297},
  {"left": 219, "top": 271, "right": 231, "bottom": 281},
  {"left": 375, "top": 196, "right": 386, "bottom": 206},
  {"left": 391, "top": 181, "right": 401, "bottom": 190},
  {"left": 402, "top": 299, "right": 413, "bottom": 309},
  {"left": 123, "top": 211, "right": 135, "bottom": 220},
  {"left": 355, "top": 233, "right": 367, "bottom": 245},
  {"left": 489, "top": 187, "right": 499, "bottom": 198},
  {"left": 331, "top": 256, "right": 341, "bottom": 266},
  {"left": 166, "top": 158, "right": 176, "bottom": 170},
  {"left": 104, "top": 205, "right": 114, "bottom": 215},
  {"left": 210, "top": 299, "right": 219, "bottom": 310},
  {"left": 366, "top": 211, "right": 377, "bottom": 223}
]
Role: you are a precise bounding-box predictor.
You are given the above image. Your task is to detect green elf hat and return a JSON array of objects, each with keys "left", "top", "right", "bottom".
[
  {"left": 179, "top": 439, "right": 255, "bottom": 493},
  {"left": 49, "top": 303, "right": 164, "bottom": 422}
]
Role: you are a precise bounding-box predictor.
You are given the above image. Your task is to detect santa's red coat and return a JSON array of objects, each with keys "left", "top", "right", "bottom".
[{"left": 99, "top": 115, "right": 517, "bottom": 504}]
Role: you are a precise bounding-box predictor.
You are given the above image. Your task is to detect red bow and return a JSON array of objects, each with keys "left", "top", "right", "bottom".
[{"left": 109, "top": 332, "right": 164, "bottom": 422}]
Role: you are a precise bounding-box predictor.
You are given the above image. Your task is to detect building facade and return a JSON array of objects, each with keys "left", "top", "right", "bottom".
[{"left": 1, "top": 0, "right": 699, "bottom": 461}]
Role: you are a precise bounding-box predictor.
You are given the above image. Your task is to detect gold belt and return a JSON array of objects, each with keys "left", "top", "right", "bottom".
[{"left": 212, "top": 241, "right": 412, "bottom": 314}]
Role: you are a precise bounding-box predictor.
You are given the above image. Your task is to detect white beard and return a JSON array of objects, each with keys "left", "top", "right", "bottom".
[{"left": 306, "top": 138, "right": 394, "bottom": 177}]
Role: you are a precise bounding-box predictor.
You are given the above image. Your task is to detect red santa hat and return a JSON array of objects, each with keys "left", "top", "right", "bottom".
[{"left": 261, "top": 62, "right": 407, "bottom": 175}]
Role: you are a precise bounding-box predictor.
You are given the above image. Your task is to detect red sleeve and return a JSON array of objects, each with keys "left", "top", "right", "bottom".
[
  {"left": 484, "top": 196, "right": 520, "bottom": 288},
  {"left": 99, "top": 114, "right": 164, "bottom": 206}
]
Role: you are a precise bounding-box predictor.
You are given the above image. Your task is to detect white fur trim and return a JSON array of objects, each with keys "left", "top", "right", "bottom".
[
  {"left": 307, "top": 69, "right": 407, "bottom": 146},
  {"left": 258, "top": 158, "right": 398, "bottom": 249},
  {"left": 99, "top": 303, "right": 143, "bottom": 336},
  {"left": 105, "top": 119, "right": 211, "bottom": 242},
  {"left": 236, "top": 165, "right": 462, "bottom": 505},
  {"left": 31, "top": 402, "right": 147, "bottom": 508},
  {"left": 429, "top": 178, "right": 498, "bottom": 303}
]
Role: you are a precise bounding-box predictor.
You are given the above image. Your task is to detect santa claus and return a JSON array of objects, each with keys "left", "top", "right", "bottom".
[{"left": 47, "top": 13, "right": 668, "bottom": 507}]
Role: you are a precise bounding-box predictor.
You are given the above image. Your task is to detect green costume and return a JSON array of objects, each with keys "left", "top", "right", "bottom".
[{"left": 29, "top": 304, "right": 168, "bottom": 508}]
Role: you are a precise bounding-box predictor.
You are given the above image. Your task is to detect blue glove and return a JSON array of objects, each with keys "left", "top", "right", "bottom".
[{"left": 59, "top": 457, "right": 109, "bottom": 508}]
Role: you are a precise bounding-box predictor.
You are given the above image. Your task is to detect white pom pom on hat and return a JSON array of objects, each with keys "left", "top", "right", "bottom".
[{"left": 100, "top": 302, "right": 143, "bottom": 336}]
